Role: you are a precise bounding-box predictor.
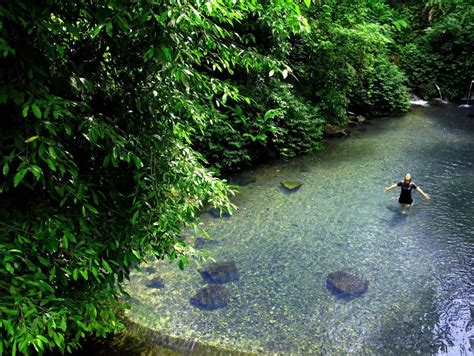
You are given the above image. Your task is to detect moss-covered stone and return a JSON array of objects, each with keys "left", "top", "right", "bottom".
[
  {"left": 326, "top": 271, "right": 368, "bottom": 298},
  {"left": 190, "top": 285, "right": 230, "bottom": 310},
  {"left": 281, "top": 180, "right": 303, "bottom": 192}
]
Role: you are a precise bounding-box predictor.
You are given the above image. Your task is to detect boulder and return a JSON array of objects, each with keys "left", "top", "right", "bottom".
[
  {"left": 144, "top": 277, "right": 165, "bottom": 289},
  {"left": 280, "top": 180, "right": 303, "bottom": 192},
  {"left": 190, "top": 285, "right": 230, "bottom": 310},
  {"left": 326, "top": 271, "right": 368, "bottom": 298},
  {"left": 200, "top": 261, "right": 239, "bottom": 284}
]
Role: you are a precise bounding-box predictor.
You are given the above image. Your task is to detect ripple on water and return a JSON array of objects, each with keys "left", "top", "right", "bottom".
[{"left": 126, "top": 105, "right": 474, "bottom": 354}]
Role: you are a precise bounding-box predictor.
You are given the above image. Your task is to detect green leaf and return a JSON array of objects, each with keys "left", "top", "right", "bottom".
[
  {"left": 91, "top": 24, "right": 104, "bottom": 38},
  {"left": 116, "top": 16, "right": 129, "bottom": 31},
  {"left": 131, "top": 210, "right": 139, "bottom": 224},
  {"left": 37, "top": 256, "right": 50, "bottom": 267},
  {"left": 72, "top": 268, "right": 79, "bottom": 281},
  {"left": 5, "top": 263, "right": 14, "bottom": 274},
  {"left": 80, "top": 270, "right": 88, "bottom": 280},
  {"left": 85, "top": 204, "right": 99, "bottom": 214},
  {"left": 24, "top": 135, "right": 39, "bottom": 143},
  {"left": 46, "top": 159, "right": 56, "bottom": 172},
  {"left": 102, "top": 260, "right": 112, "bottom": 273},
  {"left": 2, "top": 161, "right": 9, "bottom": 175},
  {"left": 29, "top": 165, "right": 43, "bottom": 180},
  {"left": 62, "top": 235, "right": 69, "bottom": 250},
  {"left": 22, "top": 105, "right": 30, "bottom": 117},
  {"left": 161, "top": 46, "right": 172, "bottom": 61},
  {"left": 105, "top": 22, "right": 113, "bottom": 37},
  {"left": 304, "top": 0, "right": 311, "bottom": 8},
  {"left": 31, "top": 104, "right": 41, "bottom": 118},
  {"left": 53, "top": 332, "right": 63, "bottom": 347},
  {"left": 13, "top": 169, "right": 28, "bottom": 187}
]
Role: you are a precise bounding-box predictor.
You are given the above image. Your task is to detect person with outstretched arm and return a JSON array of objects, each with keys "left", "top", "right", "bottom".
[{"left": 384, "top": 173, "right": 431, "bottom": 206}]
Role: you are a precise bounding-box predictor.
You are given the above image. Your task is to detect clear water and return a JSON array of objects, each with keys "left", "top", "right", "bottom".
[{"left": 125, "top": 105, "right": 474, "bottom": 355}]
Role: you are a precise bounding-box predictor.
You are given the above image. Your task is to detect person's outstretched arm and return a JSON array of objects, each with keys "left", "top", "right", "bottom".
[
  {"left": 415, "top": 187, "right": 431, "bottom": 200},
  {"left": 384, "top": 183, "right": 398, "bottom": 192}
]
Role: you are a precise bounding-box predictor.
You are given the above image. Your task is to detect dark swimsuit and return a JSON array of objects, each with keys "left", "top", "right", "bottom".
[{"left": 397, "top": 181, "right": 417, "bottom": 204}]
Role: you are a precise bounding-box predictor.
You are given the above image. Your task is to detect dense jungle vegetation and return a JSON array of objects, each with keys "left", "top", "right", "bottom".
[{"left": 0, "top": 0, "right": 472, "bottom": 354}]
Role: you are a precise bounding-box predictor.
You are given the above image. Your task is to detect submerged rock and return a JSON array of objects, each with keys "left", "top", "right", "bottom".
[
  {"left": 200, "top": 261, "right": 239, "bottom": 284},
  {"left": 194, "top": 237, "right": 220, "bottom": 249},
  {"left": 207, "top": 207, "right": 232, "bottom": 218},
  {"left": 326, "top": 271, "right": 368, "bottom": 298},
  {"left": 281, "top": 180, "right": 303, "bottom": 192},
  {"left": 142, "top": 266, "right": 156, "bottom": 274},
  {"left": 144, "top": 277, "right": 165, "bottom": 289},
  {"left": 190, "top": 285, "right": 230, "bottom": 310},
  {"left": 296, "top": 164, "right": 310, "bottom": 173},
  {"left": 229, "top": 175, "right": 256, "bottom": 187}
]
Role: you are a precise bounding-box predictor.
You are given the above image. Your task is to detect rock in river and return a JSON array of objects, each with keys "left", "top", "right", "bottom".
[
  {"left": 207, "top": 207, "right": 232, "bottom": 218},
  {"left": 200, "top": 261, "right": 239, "bottom": 284},
  {"left": 190, "top": 285, "right": 230, "bottom": 310},
  {"left": 144, "top": 277, "right": 165, "bottom": 289},
  {"left": 326, "top": 271, "right": 368, "bottom": 298},
  {"left": 281, "top": 180, "right": 303, "bottom": 192},
  {"left": 229, "top": 175, "right": 256, "bottom": 187}
]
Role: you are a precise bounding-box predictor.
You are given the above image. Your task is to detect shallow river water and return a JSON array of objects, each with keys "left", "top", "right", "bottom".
[{"left": 125, "top": 105, "right": 474, "bottom": 355}]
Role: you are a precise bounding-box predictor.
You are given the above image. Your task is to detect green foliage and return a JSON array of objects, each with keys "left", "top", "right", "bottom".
[
  {"left": 253, "top": 80, "right": 325, "bottom": 158},
  {"left": 292, "top": 1, "right": 408, "bottom": 122},
  {"left": 349, "top": 56, "right": 410, "bottom": 116},
  {"left": 194, "top": 78, "right": 326, "bottom": 172},
  {"left": 397, "top": 1, "right": 474, "bottom": 99}
]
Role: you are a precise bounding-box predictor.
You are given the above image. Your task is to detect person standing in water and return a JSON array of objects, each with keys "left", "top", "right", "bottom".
[{"left": 384, "top": 173, "right": 431, "bottom": 205}]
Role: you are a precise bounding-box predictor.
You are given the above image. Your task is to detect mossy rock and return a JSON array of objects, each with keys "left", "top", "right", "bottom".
[
  {"left": 281, "top": 180, "right": 303, "bottom": 192},
  {"left": 190, "top": 285, "right": 230, "bottom": 310},
  {"left": 200, "top": 261, "right": 239, "bottom": 284},
  {"left": 326, "top": 271, "right": 368, "bottom": 298},
  {"left": 144, "top": 277, "right": 165, "bottom": 289}
]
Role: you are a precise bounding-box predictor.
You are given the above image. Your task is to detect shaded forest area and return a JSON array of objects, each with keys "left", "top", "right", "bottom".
[{"left": 0, "top": 0, "right": 472, "bottom": 354}]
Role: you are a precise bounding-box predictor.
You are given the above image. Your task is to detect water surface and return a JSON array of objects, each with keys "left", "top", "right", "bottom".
[{"left": 126, "top": 105, "right": 474, "bottom": 354}]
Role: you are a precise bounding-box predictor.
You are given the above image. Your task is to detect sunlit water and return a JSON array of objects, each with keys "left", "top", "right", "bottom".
[{"left": 125, "top": 105, "right": 474, "bottom": 355}]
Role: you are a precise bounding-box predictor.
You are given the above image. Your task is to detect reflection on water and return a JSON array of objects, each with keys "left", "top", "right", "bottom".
[{"left": 125, "top": 105, "right": 474, "bottom": 354}]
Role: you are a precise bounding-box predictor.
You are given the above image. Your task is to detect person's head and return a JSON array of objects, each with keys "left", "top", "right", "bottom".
[{"left": 404, "top": 173, "right": 412, "bottom": 183}]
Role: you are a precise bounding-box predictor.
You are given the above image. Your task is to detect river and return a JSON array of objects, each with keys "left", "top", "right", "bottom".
[{"left": 124, "top": 104, "right": 474, "bottom": 355}]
